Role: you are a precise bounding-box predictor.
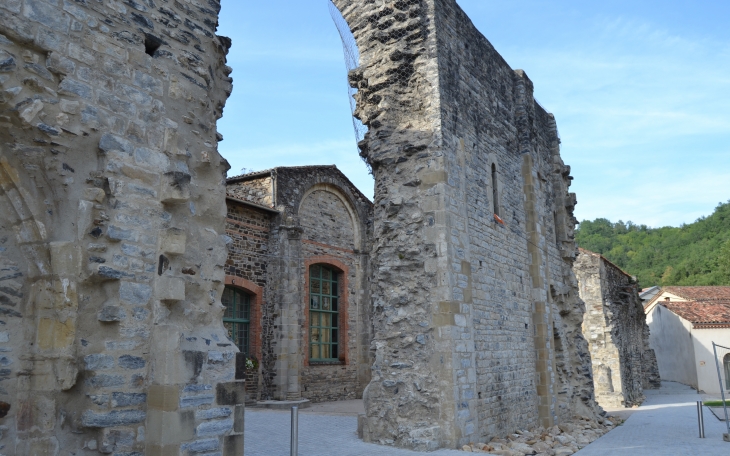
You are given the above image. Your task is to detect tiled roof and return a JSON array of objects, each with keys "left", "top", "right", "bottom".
[
  {"left": 661, "top": 286, "right": 730, "bottom": 301},
  {"left": 661, "top": 300, "right": 730, "bottom": 327}
]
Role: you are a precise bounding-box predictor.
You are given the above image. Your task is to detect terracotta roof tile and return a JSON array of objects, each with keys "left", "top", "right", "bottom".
[
  {"left": 661, "top": 300, "right": 730, "bottom": 326},
  {"left": 662, "top": 286, "right": 730, "bottom": 301}
]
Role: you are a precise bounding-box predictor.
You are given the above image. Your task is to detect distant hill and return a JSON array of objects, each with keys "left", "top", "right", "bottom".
[{"left": 575, "top": 201, "right": 730, "bottom": 287}]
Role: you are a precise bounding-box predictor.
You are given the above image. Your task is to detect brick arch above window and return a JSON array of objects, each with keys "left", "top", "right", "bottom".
[
  {"left": 298, "top": 183, "right": 362, "bottom": 249},
  {"left": 303, "top": 257, "right": 350, "bottom": 366}
]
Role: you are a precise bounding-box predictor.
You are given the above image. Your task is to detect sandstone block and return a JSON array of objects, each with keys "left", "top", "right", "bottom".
[
  {"left": 145, "top": 409, "right": 195, "bottom": 446},
  {"left": 147, "top": 384, "right": 179, "bottom": 412},
  {"left": 156, "top": 276, "right": 185, "bottom": 302},
  {"left": 160, "top": 228, "right": 186, "bottom": 255}
]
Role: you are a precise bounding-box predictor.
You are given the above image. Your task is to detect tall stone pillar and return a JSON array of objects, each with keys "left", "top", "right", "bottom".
[{"left": 275, "top": 222, "right": 304, "bottom": 400}]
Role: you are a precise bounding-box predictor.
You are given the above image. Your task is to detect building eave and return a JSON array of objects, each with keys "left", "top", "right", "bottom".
[{"left": 225, "top": 196, "right": 280, "bottom": 214}]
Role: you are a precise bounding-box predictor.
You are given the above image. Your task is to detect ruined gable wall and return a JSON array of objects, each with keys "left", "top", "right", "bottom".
[
  {"left": 332, "top": 0, "right": 598, "bottom": 450},
  {"left": 434, "top": 0, "right": 598, "bottom": 437},
  {"left": 576, "top": 250, "right": 660, "bottom": 408},
  {"left": 0, "top": 1, "right": 243, "bottom": 454},
  {"left": 227, "top": 175, "right": 273, "bottom": 207}
]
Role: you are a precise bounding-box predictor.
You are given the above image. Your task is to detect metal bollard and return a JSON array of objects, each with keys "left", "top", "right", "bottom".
[
  {"left": 697, "top": 401, "right": 705, "bottom": 438},
  {"left": 291, "top": 405, "right": 299, "bottom": 456}
]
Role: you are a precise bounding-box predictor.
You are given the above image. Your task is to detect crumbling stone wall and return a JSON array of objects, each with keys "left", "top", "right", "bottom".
[
  {"left": 226, "top": 174, "right": 272, "bottom": 207},
  {"left": 225, "top": 166, "right": 373, "bottom": 404},
  {"left": 332, "top": 0, "right": 600, "bottom": 450},
  {"left": 0, "top": 1, "right": 244, "bottom": 454},
  {"left": 575, "top": 250, "right": 660, "bottom": 409}
]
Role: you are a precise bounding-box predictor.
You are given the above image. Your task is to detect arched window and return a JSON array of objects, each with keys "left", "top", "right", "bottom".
[
  {"left": 491, "top": 163, "right": 500, "bottom": 217},
  {"left": 724, "top": 353, "right": 730, "bottom": 390},
  {"left": 222, "top": 286, "right": 251, "bottom": 355},
  {"left": 309, "top": 264, "right": 339, "bottom": 361}
]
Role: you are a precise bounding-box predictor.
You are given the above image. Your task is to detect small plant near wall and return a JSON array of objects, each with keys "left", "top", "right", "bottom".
[{"left": 245, "top": 355, "right": 259, "bottom": 372}]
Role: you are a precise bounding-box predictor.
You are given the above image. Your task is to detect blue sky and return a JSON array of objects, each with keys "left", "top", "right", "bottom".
[{"left": 217, "top": 1, "right": 730, "bottom": 228}]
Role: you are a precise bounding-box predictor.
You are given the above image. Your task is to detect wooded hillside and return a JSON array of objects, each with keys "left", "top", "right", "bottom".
[{"left": 575, "top": 201, "right": 730, "bottom": 287}]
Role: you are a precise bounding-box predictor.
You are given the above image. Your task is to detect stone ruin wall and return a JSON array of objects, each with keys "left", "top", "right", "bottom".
[
  {"left": 0, "top": 1, "right": 244, "bottom": 455},
  {"left": 332, "top": 0, "right": 599, "bottom": 450},
  {"left": 575, "top": 250, "right": 661, "bottom": 408}
]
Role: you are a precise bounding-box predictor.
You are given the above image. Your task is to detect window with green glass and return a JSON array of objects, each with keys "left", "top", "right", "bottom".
[
  {"left": 309, "top": 265, "right": 339, "bottom": 361},
  {"left": 222, "top": 286, "right": 251, "bottom": 356}
]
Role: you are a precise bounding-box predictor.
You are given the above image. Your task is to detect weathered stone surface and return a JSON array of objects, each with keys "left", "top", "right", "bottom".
[
  {"left": 575, "top": 249, "right": 660, "bottom": 408},
  {"left": 82, "top": 410, "right": 146, "bottom": 427},
  {"left": 331, "top": 0, "right": 600, "bottom": 449},
  {"left": 0, "top": 0, "right": 238, "bottom": 453}
]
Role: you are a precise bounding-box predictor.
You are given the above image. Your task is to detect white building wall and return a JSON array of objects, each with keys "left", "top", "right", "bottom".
[
  {"left": 647, "top": 305, "right": 698, "bottom": 388},
  {"left": 690, "top": 328, "right": 730, "bottom": 395}
]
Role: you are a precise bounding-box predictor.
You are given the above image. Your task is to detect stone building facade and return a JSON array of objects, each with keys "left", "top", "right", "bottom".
[
  {"left": 0, "top": 1, "right": 243, "bottom": 455},
  {"left": 332, "top": 0, "right": 601, "bottom": 450},
  {"left": 224, "top": 166, "right": 373, "bottom": 403},
  {"left": 575, "top": 249, "right": 660, "bottom": 408}
]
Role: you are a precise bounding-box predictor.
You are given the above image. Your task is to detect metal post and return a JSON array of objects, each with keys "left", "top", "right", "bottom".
[
  {"left": 697, "top": 401, "right": 705, "bottom": 438},
  {"left": 290, "top": 405, "right": 299, "bottom": 456},
  {"left": 712, "top": 342, "right": 730, "bottom": 438}
]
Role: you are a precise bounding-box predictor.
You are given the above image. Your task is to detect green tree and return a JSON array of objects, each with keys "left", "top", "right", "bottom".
[
  {"left": 575, "top": 201, "right": 730, "bottom": 287},
  {"left": 720, "top": 240, "right": 730, "bottom": 281}
]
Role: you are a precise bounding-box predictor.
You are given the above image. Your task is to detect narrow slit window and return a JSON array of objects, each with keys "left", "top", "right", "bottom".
[{"left": 491, "top": 163, "right": 499, "bottom": 217}]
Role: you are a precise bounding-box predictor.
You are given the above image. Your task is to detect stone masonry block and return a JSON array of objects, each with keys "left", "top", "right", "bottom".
[
  {"left": 155, "top": 276, "right": 185, "bottom": 302},
  {"left": 216, "top": 381, "right": 245, "bottom": 406},
  {"left": 49, "top": 241, "right": 81, "bottom": 276},
  {"left": 98, "top": 306, "right": 126, "bottom": 322},
  {"left": 196, "top": 418, "right": 232, "bottom": 437},
  {"left": 160, "top": 172, "right": 191, "bottom": 203},
  {"left": 223, "top": 434, "right": 243, "bottom": 456},
  {"left": 145, "top": 409, "right": 195, "bottom": 446},
  {"left": 233, "top": 405, "right": 244, "bottom": 433},
  {"left": 81, "top": 409, "right": 145, "bottom": 428},
  {"left": 147, "top": 384, "right": 179, "bottom": 412},
  {"left": 160, "top": 227, "right": 186, "bottom": 255},
  {"left": 145, "top": 444, "right": 181, "bottom": 456}
]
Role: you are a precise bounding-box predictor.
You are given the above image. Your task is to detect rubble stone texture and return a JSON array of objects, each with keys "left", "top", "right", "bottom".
[
  {"left": 0, "top": 0, "right": 243, "bottom": 454},
  {"left": 225, "top": 166, "right": 374, "bottom": 404},
  {"left": 575, "top": 250, "right": 661, "bottom": 409},
  {"left": 332, "top": 0, "right": 600, "bottom": 450}
]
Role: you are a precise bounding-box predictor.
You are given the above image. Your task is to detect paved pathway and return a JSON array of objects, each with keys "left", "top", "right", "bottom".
[
  {"left": 576, "top": 381, "right": 730, "bottom": 456},
  {"left": 244, "top": 382, "right": 730, "bottom": 455},
  {"left": 244, "top": 407, "right": 464, "bottom": 456}
]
